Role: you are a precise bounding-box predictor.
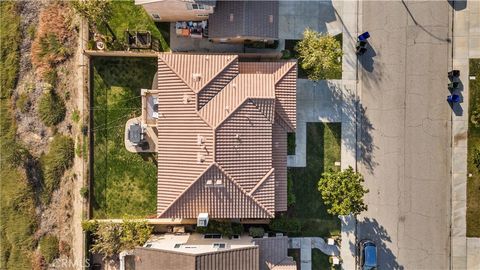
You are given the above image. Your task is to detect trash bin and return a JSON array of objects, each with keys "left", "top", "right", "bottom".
[
  {"left": 448, "top": 82, "right": 459, "bottom": 90},
  {"left": 356, "top": 40, "right": 367, "bottom": 55},
  {"left": 358, "top": 31, "right": 370, "bottom": 41},
  {"left": 448, "top": 70, "right": 460, "bottom": 78},
  {"left": 447, "top": 94, "right": 460, "bottom": 103}
]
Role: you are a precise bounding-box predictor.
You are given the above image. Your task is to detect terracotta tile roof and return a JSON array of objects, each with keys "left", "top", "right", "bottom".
[{"left": 156, "top": 53, "right": 296, "bottom": 219}]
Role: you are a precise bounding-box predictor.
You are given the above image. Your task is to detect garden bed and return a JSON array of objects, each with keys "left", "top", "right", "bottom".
[{"left": 91, "top": 57, "right": 157, "bottom": 218}]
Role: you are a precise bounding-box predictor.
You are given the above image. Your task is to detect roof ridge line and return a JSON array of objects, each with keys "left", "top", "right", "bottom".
[
  {"left": 249, "top": 168, "right": 275, "bottom": 195},
  {"left": 158, "top": 55, "right": 196, "bottom": 94},
  {"left": 274, "top": 111, "right": 295, "bottom": 132},
  {"left": 196, "top": 56, "right": 239, "bottom": 97},
  {"left": 215, "top": 163, "right": 274, "bottom": 217},
  {"left": 158, "top": 162, "right": 216, "bottom": 217},
  {"left": 274, "top": 60, "right": 297, "bottom": 85},
  {"left": 212, "top": 97, "right": 250, "bottom": 129},
  {"left": 250, "top": 98, "right": 275, "bottom": 124}
]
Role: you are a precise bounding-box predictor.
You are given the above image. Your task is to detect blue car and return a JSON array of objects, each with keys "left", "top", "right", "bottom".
[{"left": 359, "top": 240, "right": 377, "bottom": 270}]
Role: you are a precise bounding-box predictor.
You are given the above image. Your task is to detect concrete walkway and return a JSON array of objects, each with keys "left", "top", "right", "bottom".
[
  {"left": 289, "top": 237, "right": 340, "bottom": 270},
  {"left": 452, "top": 1, "right": 480, "bottom": 269},
  {"left": 285, "top": 0, "right": 360, "bottom": 268}
]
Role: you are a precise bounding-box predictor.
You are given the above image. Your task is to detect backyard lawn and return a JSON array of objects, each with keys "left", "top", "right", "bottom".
[
  {"left": 91, "top": 57, "right": 157, "bottom": 218},
  {"left": 280, "top": 123, "right": 342, "bottom": 237},
  {"left": 467, "top": 59, "right": 480, "bottom": 236},
  {"left": 97, "top": 0, "right": 170, "bottom": 51}
]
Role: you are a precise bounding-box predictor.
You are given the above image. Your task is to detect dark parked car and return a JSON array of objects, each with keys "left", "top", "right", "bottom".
[{"left": 359, "top": 240, "right": 377, "bottom": 270}]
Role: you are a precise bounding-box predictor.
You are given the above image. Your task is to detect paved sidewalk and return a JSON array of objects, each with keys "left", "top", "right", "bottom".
[{"left": 452, "top": 1, "right": 480, "bottom": 269}]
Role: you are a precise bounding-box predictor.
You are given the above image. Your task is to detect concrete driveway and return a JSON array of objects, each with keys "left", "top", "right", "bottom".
[
  {"left": 357, "top": 1, "right": 452, "bottom": 269},
  {"left": 279, "top": 0, "right": 343, "bottom": 39}
]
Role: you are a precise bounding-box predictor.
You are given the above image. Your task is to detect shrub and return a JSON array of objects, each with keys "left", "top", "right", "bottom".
[
  {"left": 195, "top": 220, "right": 243, "bottom": 239},
  {"left": 80, "top": 186, "right": 89, "bottom": 198},
  {"left": 72, "top": 109, "right": 80, "bottom": 123},
  {"left": 269, "top": 216, "right": 302, "bottom": 234},
  {"left": 41, "top": 135, "right": 74, "bottom": 203},
  {"left": 31, "top": 3, "right": 74, "bottom": 79},
  {"left": 38, "top": 88, "right": 66, "bottom": 126},
  {"left": 471, "top": 109, "right": 480, "bottom": 127},
  {"left": 81, "top": 220, "right": 99, "bottom": 233},
  {"left": 89, "top": 220, "right": 152, "bottom": 258},
  {"left": 16, "top": 92, "right": 30, "bottom": 113},
  {"left": 39, "top": 235, "right": 59, "bottom": 264},
  {"left": 248, "top": 227, "right": 265, "bottom": 238}
]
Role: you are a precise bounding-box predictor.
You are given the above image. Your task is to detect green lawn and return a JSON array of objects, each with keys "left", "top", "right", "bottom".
[
  {"left": 283, "top": 123, "right": 342, "bottom": 237},
  {"left": 91, "top": 57, "right": 158, "bottom": 218},
  {"left": 97, "top": 0, "right": 170, "bottom": 51},
  {"left": 467, "top": 59, "right": 480, "bottom": 236},
  {"left": 0, "top": 2, "right": 37, "bottom": 269}
]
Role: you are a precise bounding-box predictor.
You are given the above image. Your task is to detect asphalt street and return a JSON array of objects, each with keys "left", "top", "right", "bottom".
[{"left": 357, "top": 1, "right": 452, "bottom": 269}]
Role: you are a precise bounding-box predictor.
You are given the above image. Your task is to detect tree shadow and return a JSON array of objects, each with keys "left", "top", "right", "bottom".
[
  {"left": 329, "top": 82, "right": 378, "bottom": 174},
  {"left": 357, "top": 218, "right": 403, "bottom": 269},
  {"left": 448, "top": 0, "right": 467, "bottom": 11}
]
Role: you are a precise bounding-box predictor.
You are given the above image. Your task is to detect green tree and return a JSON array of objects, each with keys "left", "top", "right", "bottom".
[
  {"left": 89, "top": 220, "right": 152, "bottom": 258},
  {"left": 90, "top": 223, "right": 123, "bottom": 258},
  {"left": 318, "top": 166, "right": 369, "bottom": 216},
  {"left": 120, "top": 220, "right": 153, "bottom": 250},
  {"left": 296, "top": 29, "right": 342, "bottom": 80}
]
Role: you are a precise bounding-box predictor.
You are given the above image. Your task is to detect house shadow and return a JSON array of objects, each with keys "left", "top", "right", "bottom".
[{"left": 357, "top": 218, "right": 403, "bottom": 270}]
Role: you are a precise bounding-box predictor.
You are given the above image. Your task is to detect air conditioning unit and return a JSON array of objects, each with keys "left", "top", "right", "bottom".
[{"left": 197, "top": 213, "right": 209, "bottom": 227}]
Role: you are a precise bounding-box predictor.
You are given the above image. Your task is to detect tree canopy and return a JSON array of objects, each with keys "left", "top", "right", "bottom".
[
  {"left": 86, "top": 220, "right": 153, "bottom": 258},
  {"left": 296, "top": 28, "right": 342, "bottom": 80},
  {"left": 318, "top": 166, "right": 369, "bottom": 216}
]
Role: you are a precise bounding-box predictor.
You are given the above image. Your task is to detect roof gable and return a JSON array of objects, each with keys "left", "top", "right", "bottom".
[
  {"left": 160, "top": 163, "right": 272, "bottom": 218},
  {"left": 159, "top": 54, "right": 237, "bottom": 93}
]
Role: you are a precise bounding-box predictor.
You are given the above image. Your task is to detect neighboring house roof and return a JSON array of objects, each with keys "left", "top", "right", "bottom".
[
  {"left": 253, "top": 237, "right": 296, "bottom": 270},
  {"left": 130, "top": 234, "right": 296, "bottom": 270},
  {"left": 208, "top": 1, "right": 279, "bottom": 40},
  {"left": 156, "top": 53, "right": 296, "bottom": 219},
  {"left": 132, "top": 246, "right": 259, "bottom": 270}
]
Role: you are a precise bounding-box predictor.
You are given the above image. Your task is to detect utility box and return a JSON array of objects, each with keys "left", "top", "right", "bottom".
[{"left": 197, "top": 213, "right": 209, "bottom": 227}]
